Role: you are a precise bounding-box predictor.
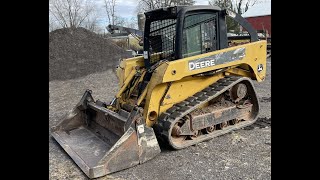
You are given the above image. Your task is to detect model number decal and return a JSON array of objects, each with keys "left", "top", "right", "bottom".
[{"left": 188, "top": 47, "right": 246, "bottom": 71}]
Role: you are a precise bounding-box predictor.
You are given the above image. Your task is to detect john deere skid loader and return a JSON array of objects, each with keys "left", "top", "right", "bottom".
[{"left": 51, "top": 5, "right": 266, "bottom": 178}]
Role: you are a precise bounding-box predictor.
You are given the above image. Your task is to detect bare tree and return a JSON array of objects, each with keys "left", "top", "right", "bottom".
[
  {"left": 243, "top": 0, "right": 257, "bottom": 13},
  {"left": 104, "top": 0, "right": 136, "bottom": 28},
  {"left": 137, "top": 0, "right": 160, "bottom": 12},
  {"left": 114, "top": 16, "right": 126, "bottom": 26},
  {"left": 49, "top": 13, "right": 58, "bottom": 32},
  {"left": 209, "top": 0, "right": 257, "bottom": 34},
  {"left": 209, "top": 0, "right": 257, "bottom": 14},
  {"left": 84, "top": 11, "right": 99, "bottom": 32},
  {"left": 124, "top": 17, "right": 138, "bottom": 29},
  {"left": 49, "top": 0, "right": 96, "bottom": 29},
  {"left": 137, "top": 0, "right": 195, "bottom": 12},
  {"left": 104, "top": 0, "right": 117, "bottom": 26}
]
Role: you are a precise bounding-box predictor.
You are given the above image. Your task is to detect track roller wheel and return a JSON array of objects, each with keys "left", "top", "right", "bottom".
[
  {"left": 190, "top": 130, "right": 201, "bottom": 140},
  {"left": 229, "top": 119, "right": 236, "bottom": 125},
  {"left": 221, "top": 122, "right": 228, "bottom": 128},
  {"left": 205, "top": 125, "right": 215, "bottom": 133},
  {"left": 235, "top": 118, "right": 241, "bottom": 124}
]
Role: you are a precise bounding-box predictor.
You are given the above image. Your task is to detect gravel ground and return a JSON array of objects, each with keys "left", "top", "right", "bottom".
[{"left": 49, "top": 57, "right": 271, "bottom": 180}]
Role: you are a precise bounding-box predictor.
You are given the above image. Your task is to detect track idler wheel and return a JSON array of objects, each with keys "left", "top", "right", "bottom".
[
  {"left": 171, "top": 120, "right": 187, "bottom": 142},
  {"left": 230, "top": 83, "right": 248, "bottom": 103}
]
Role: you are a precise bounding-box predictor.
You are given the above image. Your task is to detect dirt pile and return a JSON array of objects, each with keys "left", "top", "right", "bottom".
[{"left": 49, "top": 27, "right": 131, "bottom": 81}]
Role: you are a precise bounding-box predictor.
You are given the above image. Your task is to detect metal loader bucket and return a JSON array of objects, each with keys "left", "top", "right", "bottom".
[{"left": 51, "top": 90, "right": 161, "bottom": 179}]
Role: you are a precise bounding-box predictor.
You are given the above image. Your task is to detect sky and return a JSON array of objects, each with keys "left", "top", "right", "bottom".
[
  {"left": 94, "top": 0, "right": 209, "bottom": 31},
  {"left": 94, "top": 0, "right": 270, "bottom": 31},
  {"left": 95, "top": 0, "right": 209, "bottom": 19},
  {"left": 49, "top": 0, "right": 270, "bottom": 32}
]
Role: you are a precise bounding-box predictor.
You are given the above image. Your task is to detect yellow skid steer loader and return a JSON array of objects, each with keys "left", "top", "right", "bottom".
[{"left": 51, "top": 5, "right": 266, "bottom": 179}]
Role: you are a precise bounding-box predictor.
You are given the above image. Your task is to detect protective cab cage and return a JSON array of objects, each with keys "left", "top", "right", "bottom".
[{"left": 143, "top": 5, "right": 258, "bottom": 69}]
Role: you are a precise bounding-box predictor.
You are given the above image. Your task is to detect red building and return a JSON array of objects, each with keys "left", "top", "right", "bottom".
[{"left": 242, "top": 2, "right": 271, "bottom": 37}]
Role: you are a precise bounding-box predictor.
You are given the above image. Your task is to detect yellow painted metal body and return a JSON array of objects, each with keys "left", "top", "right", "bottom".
[
  {"left": 117, "top": 56, "right": 144, "bottom": 87},
  {"left": 115, "top": 41, "right": 267, "bottom": 127}
]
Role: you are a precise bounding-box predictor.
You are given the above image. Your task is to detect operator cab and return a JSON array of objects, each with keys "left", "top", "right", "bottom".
[{"left": 143, "top": 5, "right": 258, "bottom": 68}]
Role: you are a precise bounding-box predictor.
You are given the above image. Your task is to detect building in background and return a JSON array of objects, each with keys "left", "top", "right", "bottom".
[{"left": 242, "top": 1, "right": 271, "bottom": 37}]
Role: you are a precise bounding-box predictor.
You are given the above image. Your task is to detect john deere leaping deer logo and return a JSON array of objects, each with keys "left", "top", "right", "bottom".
[{"left": 257, "top": 64, "right": 263, "bottom": 72}]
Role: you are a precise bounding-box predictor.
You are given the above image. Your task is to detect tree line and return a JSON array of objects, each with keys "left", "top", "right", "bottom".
[{"left": 49, "top": 0, "right": 257, "bottom": 33}]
